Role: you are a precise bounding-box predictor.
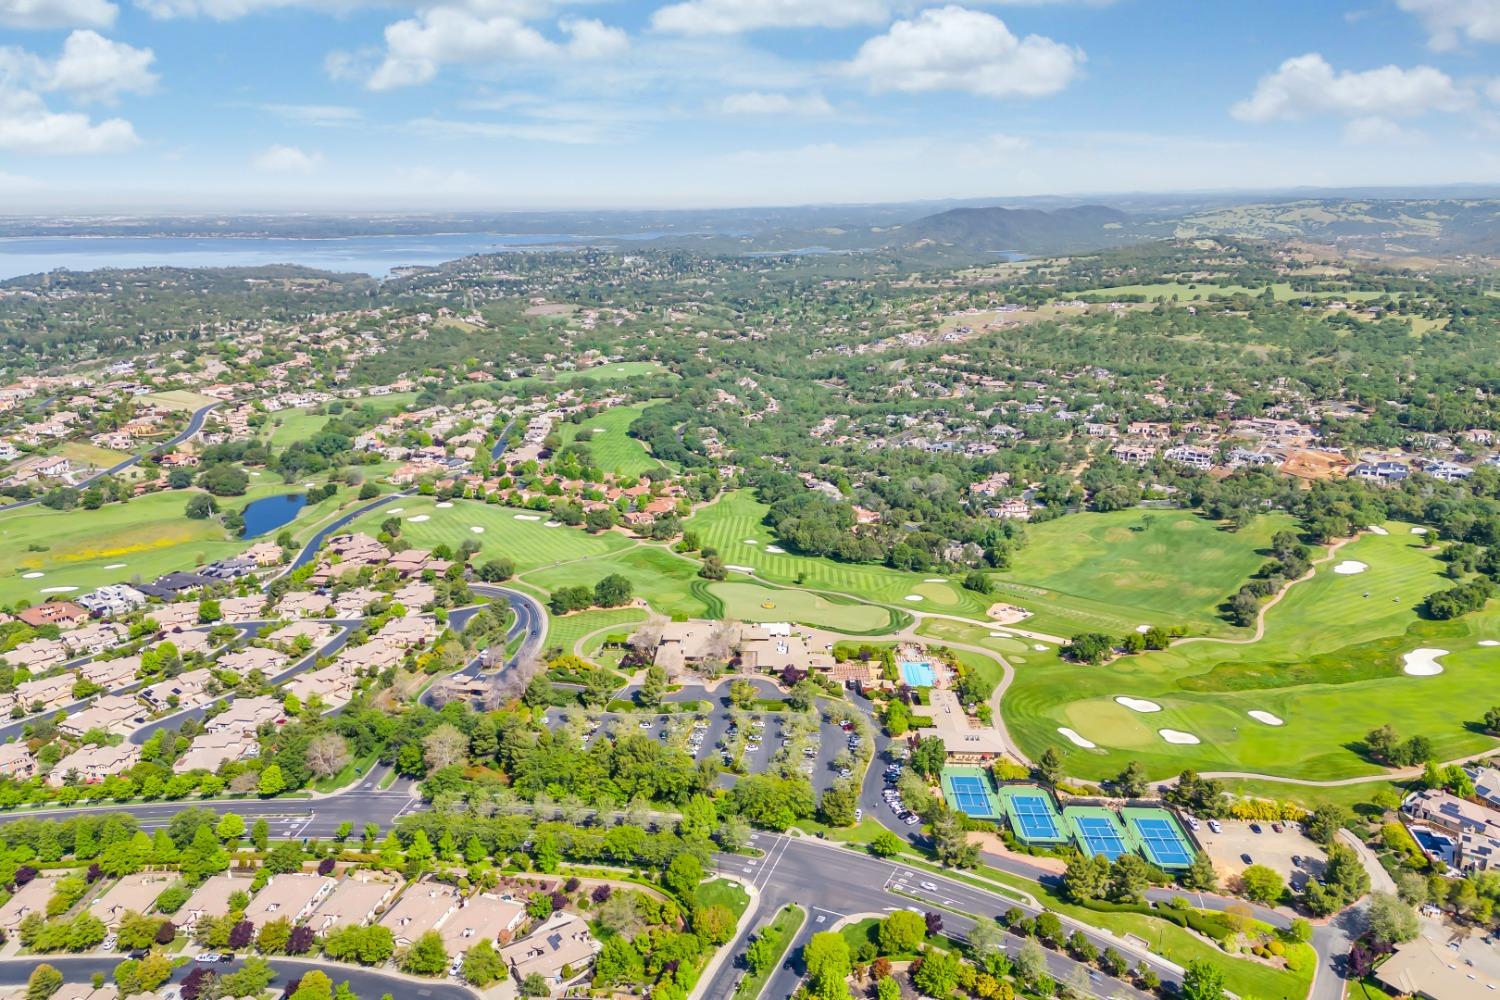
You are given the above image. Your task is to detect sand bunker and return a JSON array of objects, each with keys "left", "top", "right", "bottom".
[
  {"left": 40, "top": 586, "right": 78, "bottom": 593},
  {"left": 513, "top": 514, "right": 541, "bottom": 522},
  {"left": 386, "top": 508, "right": 404, "bottom": 515},
  {"left": 1411, "top": 526, "right": 1429, "bottom": 535},
  {"left": 1135, "top": 624, "right": 1151, "bottom": 634},
  {"left": 435, "top": 501, "right": 453, "bottom": 509},
  {"left": 1248, "top": 710, "right": 1284, "bottom": 726},
  {"left": 1333, "top": 560, "right": 1368, "bottom": 575},
  {"left": 1403, "top": 648, "right": 1449, "bottom": 676},
  {"left": 1033, "top": 643, "right": 1048, "bottom": 651},
  {"left": 544, "top": 521, "right": 561, "bottom": 528},
  {"left": 743, "top": 539, "right": 758, "bottom": 545},
  {"left": 470, "top": 527, "right": 485, "bottom": 534},
  {"left": 1481, "top": 641, "right": 1500, "bottom": 648},
  {"left": 21, "top": 572, "right": 43, "bottom": 579},
  {"left": 1366, "top": 525, "right": 1389, "bottom": 535},
  {"left": 1159, "top": 729, "right": 1201, "bottom": 745},
  {"left": 766, "top": 545, "right": 785, "bottom": 553},
  {"left": 409, "top": 515, "right": 430, "bottom": 523},
  {"left": 1115, "top": 696, "right": 1162, "bottom": 713},
  {"left": 104, "top": 563, "right": 127, "bottom": 570},
  {"left": 925, "top": 578, "right": 946, "bottom": 583},
  {"left": 1058, "top": 727, "right": 1097, "bottom": 749},
  {"left": 904, "top": 594, "right": 924, "bottom": 602}
]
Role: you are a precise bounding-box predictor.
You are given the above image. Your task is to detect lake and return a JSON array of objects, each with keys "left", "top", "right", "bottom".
[
  {"left": 0, "top": 232, "right": 660, "bottom": 280},
  {"left": 241, "top": 493, "right": 306, "bottom": 538}
]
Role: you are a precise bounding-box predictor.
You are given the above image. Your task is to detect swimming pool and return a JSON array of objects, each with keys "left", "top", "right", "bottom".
[{"left": 900, "top": 661, "right": 935, "bottom": 687}]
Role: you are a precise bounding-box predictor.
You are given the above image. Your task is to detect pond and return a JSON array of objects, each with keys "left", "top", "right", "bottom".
[{"left": 241, "top": 493, "right": 307, "bottom": 538}]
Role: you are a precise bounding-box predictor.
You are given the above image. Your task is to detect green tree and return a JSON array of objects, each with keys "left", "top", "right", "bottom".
[
  {"left": 803, "top": 931, "right": 851, "bottom": 1000},
  {"left": 877, "top": 910, "right": 926, "bottom": 954},
  {"left": 911, "top": 947, "right": 960, "bottom": 997},
  {"left": 257, "top": 763, "right": 286, "bottom": 797},
  {"left": 1366, "top": 891, "right": 1420, "bottom": 945},
  {"left": 1239, "top": 864, "right": 1285, "bottom": 905},
  {"left": 25, "top": 964, "right": 62, "bottom": 1000},
  {"left": 1181, "top": 959, "right": 1227, "bottom": 1000},
  {"left": 461, "top": 939, "right": 505, "bottom": 987},
  {"left": 400, "top": 930, "right": 449, "bottom": 976}
]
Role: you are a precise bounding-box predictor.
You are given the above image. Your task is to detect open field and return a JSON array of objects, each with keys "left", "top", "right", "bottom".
[
  {"left": 992, "top": 509, "right": 1291, "bottom": 637},
  {"left": 557, "top": 404, "right": 662, "bottom": 476},
  {"left": 685, "top": 490, "right": 990, "bottom": 620},
  {"left": 141, "top": 389, "right": 218, "bottom": 411},
  {"left": 560, "top": 361, "right": 668, "bottom": 381},
  {"left": 53, "top": 441, "right": 133, "bottom": 471},
  {"left": 543, "top": 607, "right": 647, "bottom": 659},
  {"left": 264, "top": 407, "right": 331, "bottom": 449},
  {"left": 349, "top": 498, "right": 633, "bottom": 575},
  {"left": 711, "top": 580, "right": 896, "bottom": 633},
  {"left": 528, "top": 545, "right": 709, "bottom": 619},
  {"left": 1004, "top": 526, "right": 1500, "bottom": 781}
]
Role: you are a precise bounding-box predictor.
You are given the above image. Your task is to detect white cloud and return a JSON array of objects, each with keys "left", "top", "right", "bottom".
[
  {"left": 253, "top": 102, "right": 363, "bottom": 126},
  {"left": 719, "top": 90, "right": 834, "bottom": 116},
  {"left": 0, "top": 89, "right": 137, "bottom": 153},
  {"left": 0, "top": 0, "right": 115, "bottom": 28},
  {"left": 1488, "top": 77, "right": 1500, "bottom": 104},
  {"left": 1398, "top": 0, "right": 1500, "bottom": 50},
  {"left": 367, "top": 11, "right": 626, "bottom": 90},
  {"left": 252, "top": 143, "right": 323, "bottom": 172},
  {"left": 847, "top": 6, "right": 1082, "bottom": 99},
  {"left": 45, "top": 30, "right": 156, "bottom": 103},
  {"left": 1342, "top": 115, "right": 1426, "bottom": 145},
  {"left": 652, "top": 0, "right": 887, "bottom": 34},
  {"left": 1232, "top": 53, "right": 1471, "bottom": 122}
]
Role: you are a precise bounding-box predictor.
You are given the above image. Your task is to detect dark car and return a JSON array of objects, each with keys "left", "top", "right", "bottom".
[
  {"left": 1240, "top": 853, "right": 1253, "bottom": 865},
  {"left": 129, "top": 949, "right": 147, "bottom": 960},
  {"left": 1290, "top": 855, "right": 1303, "bottom": 868},
  {"left": 218, "top": 953, "right": 236, "bottom": 963},
  {"left": 1249, "top": 823, "right": 1262, "bottom": 834}
]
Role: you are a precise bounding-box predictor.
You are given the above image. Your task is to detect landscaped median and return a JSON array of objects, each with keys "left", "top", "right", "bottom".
[{"left": 729, "top": 903, "right": 804, "bottom": 1000}]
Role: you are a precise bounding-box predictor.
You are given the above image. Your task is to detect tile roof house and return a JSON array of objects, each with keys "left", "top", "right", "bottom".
[
  {"left": 80, "top": 656, "right": 139, "bottom": 690},
  {"left": 243, "top": 872, "right": 336, "bottom": 926},
  {"left": 87, "top": 872, "right": 173, "bottom": 926},
  {"left": 140, "top": 667, "right": 214, "bottom": 709},
  {"left": 0, "top": 876, "right": 58, "bottom": 932},
  {"left": 9, "top": 637, "right": 68, "bottom": 671},
  {"left": 0, "top": 741, "right": 37, "bottom": 779},
  {"left": 17, "top": 601, "right": 89, "bottom": 629},
  {"left": 307, "top": 872, "right": 401, "bottom": 934},
  {"left": 499, "top": 911, "right": 601, "bottom": 986},
  {"left": 59, "top": 693, "right": 145, "bottom": 737},
  {"left": 10, "top": 673, "right": 77, "bottom": 713},
  {"left": 275, "top": 592, "right": 332, "bottom": 619},
  {"left": 48, "top": 743, "right": 141, "bottom": 785},
  {"left": 438, "top": 893, "right": 527, "bottom": 954},
  {"left": 267, "top": 620, "right": 337, "bottom": 650},
  {"left": 378, "top": 881, "right": 462, "bottom": 946},
  {"left": 180, "top": 874, "right": 244, "bottom": 928},
  {"left": 217, "top": 647, "right": 288, "bottom": 675},
  {"left": 206, "top": 695, "right": 284, "bottom": 735}
]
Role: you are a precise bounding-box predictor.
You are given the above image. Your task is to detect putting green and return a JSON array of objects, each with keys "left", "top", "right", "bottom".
[
  {"left": 1006, "top": 526, "right": 1500, "bottom": 781},
  {"left": 556, "top": 404, "right": 666, "bottom": 476},
  {"left": 711, "top": 581, "right": 891, "bottom": 632}
]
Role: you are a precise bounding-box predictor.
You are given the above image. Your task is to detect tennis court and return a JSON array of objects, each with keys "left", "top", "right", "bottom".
[
  {"left": 941, "top": 767, "right": 999, "bottom": 818},
  {"left": 997, "top": 784, "right": 1066, "bottom": 843},
  {"left": 1067, "top": 808, "right": 1130, "bottom": 860},
  {"left": 1122, "top": 807, "right": 1195, "bottom": 869}
]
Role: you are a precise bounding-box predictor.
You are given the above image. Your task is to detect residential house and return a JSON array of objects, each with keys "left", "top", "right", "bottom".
[
  {"left": 77, "top": 585, "right": 148, "bottom": 618},
  {"left": 307, "top": 873, "right": 401, "bottom": 934},
  {"left": 60, "top": 693, "right": 144, "bottom": 738},
  {"left": 173, "top": 730, "right": 258, "bottom": 774},
  {"left": 0, "top": 876, "right": 58, "bottom": 934},
  {"left": 10, "top": 673, "right": 76, "bottom": 713},
  {"left": 140, "top": 668, "right": 214, "bottom": 710},
  {"left": 275, "top": 592, "right": 332, "bottom": 619},
  {"left": 62, "top": 622, "right": 127, "bottom": 657},
  {"left": 440, "top": 893, "right": 528, "bottom": 952},
  {"left": 499, "top": 912, "right": 601, "bottom": 987},
  {"left": 48, "top": 743, "right": 141, "bottom": 785},
  {"left": 87, "top": 873, "right": 173, "bottom": 926},
  {"left": 374, "top": 616, "right": 435, "bottom": 649},
  {"left": 179, "top": 875, "right": 243, "bottom": 929},
  {"left": 17, "top": 601, "right": 89, "bottom": 629},
  {"left": 0, "top": 742, "right": 37, "bottom": 779},
  {"left": 207, "top": 695, "right": 283, "bottom": 735},
  {"left": 1375, "top": 935, "right": 1500, "bottom": 999},
  {"left": 217, "top": 647, "right": 288, "bottom": 675},
  {"left": 267, "top": 620, "right": 336, "bottom": 650},
  {"left": 80, "top": 656, "right": 139, "bottom": 691},
  {"left": 243, "top": 872, "right": 336, "bottom": 926},
  {"left": 9, "top": 637, "right": 68, "bottom": 671},
  {"left": 1403, "top": 789, "right": 1500, "bottom": 873},
  {"left": 378, "top": 881, "right": 462, "bottom": 946}
]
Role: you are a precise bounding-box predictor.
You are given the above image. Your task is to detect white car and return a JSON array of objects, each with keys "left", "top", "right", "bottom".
[
  {"left": 855, "top": 808, "right": 863, "bottom": 821},
  {"left": 920, "top": 881, "right": 938, "bottom": 891},
  {"left": 639, "top": 720, "right": 653, "bottom": 729},
  {"left": 195, "top": 954, "right": 221, "bottom": 964},
  {"left": 1207, "top": 819, "right": 1222, "bottom": 834}
]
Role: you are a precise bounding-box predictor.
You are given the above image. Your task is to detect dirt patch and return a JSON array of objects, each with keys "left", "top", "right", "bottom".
[{"left": 987, "top": 602, "right": 1033, "bottom": 624}]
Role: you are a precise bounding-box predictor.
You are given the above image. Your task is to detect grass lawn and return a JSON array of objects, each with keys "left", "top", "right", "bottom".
[
  {"left": 695, "top": 877, "right": 751, "bottom": 919},
  {"left": 711, "top": 580, "right": 896, "bottom": 633},
  {"left": 557, "top": 405, "right": 665, "bottom": 476},
  {"left": 141, "top": 388, "right": 218, "bottom": 411},
  {"left": 991, "top": 509, "right": 1292, "bottom": 638},
  {"left": 732, "top": 905, "right": 803, "bottom": 1000},
  {"left": 543, "top": 607, "right": 648, "bottom": 659},
  {"left": 685, "top": 490, "right": 989, "bottom": 621},
  {"left": 561, "top": 361, "right": 669, "bottom": 381},
  {"left": 527, "top": 545, "right": 710, "bottom": 619},
  {"left": 1004, "top": 525, "right": 1500, "bottom": 781},
  {"left": 349, "top": 498, "right": 634, "bottom": 575},
  {"left": 53, "top": 441, "right": 133, "bottom": 471},
  {"left": 1214, "top": 777, "right": 1408, "bottom": 815},
  {"left": 312, "top": 750, "right": 378, "bottom": 793},
  {"left": 1073, "top": 282, "right": 1385, "bottom": 303},
  {"left": 264, "top": 407, "right": 331, "bottom": 449}
]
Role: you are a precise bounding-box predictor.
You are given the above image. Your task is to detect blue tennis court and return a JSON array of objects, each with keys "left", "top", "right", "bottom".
[
  {"left": 1011, "top": 794, "right": 1060, "bottom": 840},
  {"left": 1076, "top": 816, "right": 1128, "bottom": 860},
  {"left": 1135, "top": 817, "right": 1193, "bottom": 867},
  {"left": 949, "top": 775, "right": 990, "bottom": 816},
  {"left": 900, "top": 661, "right": 935, "bottom": 687}
]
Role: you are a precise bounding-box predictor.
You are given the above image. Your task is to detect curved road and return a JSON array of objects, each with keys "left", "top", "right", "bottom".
[
  {"left": 0, "top": 401, "right": 221, "bottom": 513},
  {"left": 423, "top": 585, "right": 546, "bottom": 708}
]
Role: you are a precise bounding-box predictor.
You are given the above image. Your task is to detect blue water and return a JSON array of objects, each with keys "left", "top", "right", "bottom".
[
  {"left": 241, "top": 493, "right": 306, "bottom": 538},
  {"left": 0, "top": 232, "right": 666, "bottom": 280},
  {"left": 900, "top": 661, "right": 935, "bottom": 687}
]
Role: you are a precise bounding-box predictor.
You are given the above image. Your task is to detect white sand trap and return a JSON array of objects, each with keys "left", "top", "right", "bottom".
[
  {"left": 904, "top": 594, "right": 924, "bottom": 602},
  {"left": 1248, "top": 710, "right": 1284, "bottom": 726},
  {"left": 1033, "top": 643, "right": 1048, "bottom": 651},
  {"left": 1058, "top": 727, "right": 1097, "bottom": 749},
  {"left": 104, "top": 563, "right": 126, "bottom": 570},
  {"left": 1481, "top": 641, "right": 1500, "bottom": 647},
  {"left": 544, "top": 521, "right": 561, "bottom": 528},
  {"left": 435, "top": 502, "right": 454, "bottom": 509},
  {"left": 743, "top": 539, "right": 758, "bottom": 546},
  {"left": 386, "top": 507, "right": 404, "bottom": 515},
  {"left": 1135, "top": 624, "right": 1151, "bottom": 634},
  {"left": 513, "top": 514, "right": 541, "bottom": 521},
  {"left": 989, "top": 631, "right": 1007, "bottom": 638},
  {"left": 1333, "top": 560, "right": 1368, "bottom": 575},
  {"left": 924, "top": 578, "right": 946, "bottom": 583},
  {"left": 303, "top": 481, "right": 316, "bottom": 488},
  {"left": 470, "top": 526, "right": 484, "bottom": 534},
  {"left": 1115, "top": 696, "right": 1162, "bottom": 713},
  {"left": 1159, "top": 729, "right": 1201, "bottom": 745},
  {"left": 40, "top": 586, "right": 78, "bottom": 593},
  {"left": 249, "top": 471, "right": 262, "bottom": 477},
  {"left": 21, "top": 572, "right": 43, "bottom": 579},
  {"left": 725, "top": 565, "right": 755, "bottom": 575},
  {"left": 1366, "top": 525, "right": 1389, "bottom": 535},
  {"left": 766, "top": 545, "right": 785, "bottom": 554},
  {"left": 409, "top": 515, "right": 430, "bottom": 523},
  {"left": 1411, "top": 526, "right": 1429, "bottom": 535},
  {"left": 1403, "top": 648, "right": 1449, "bottom": 676}
]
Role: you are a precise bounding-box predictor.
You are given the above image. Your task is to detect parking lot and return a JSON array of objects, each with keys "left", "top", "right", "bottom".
[
  {"left": 1192, "top": 817, "right": 1326, "bottom": 889},
  {"left": 541, "top": 706, "right": 860, "bottom": 794}
]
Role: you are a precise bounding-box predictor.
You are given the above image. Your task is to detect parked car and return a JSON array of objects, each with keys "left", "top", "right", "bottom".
[
  {"left": 1249, "top": 823, "right": 1263, "bottom": 834},
  {"left": 196, "top": 954, "right": 221, "bottom": 964},
  {"left": 1207, "top": 820, "right": 1222, "bottom": 834},
  {"left": 1240, "top": 853, "right": 1253, "bottom": 865}
]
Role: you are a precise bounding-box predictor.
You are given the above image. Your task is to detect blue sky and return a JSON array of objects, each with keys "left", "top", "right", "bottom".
[{"left": 0, "top": 0, "right": 1497, "bottom": 209}]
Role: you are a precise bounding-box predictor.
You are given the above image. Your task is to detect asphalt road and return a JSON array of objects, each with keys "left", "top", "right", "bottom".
[
  {"left": 0, "top": 955, "right": 476, "bottom": 999},
  {"left": 0, "top": 401, "right": 221, "bottom": 513},
  {"left": 282, "top": 489, "right": 414, "bottom": 574}
]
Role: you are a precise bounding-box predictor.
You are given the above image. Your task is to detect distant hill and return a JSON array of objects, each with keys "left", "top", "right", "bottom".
[{"left": 887, "top": 204, "right": 1137, "bottom": 254}]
